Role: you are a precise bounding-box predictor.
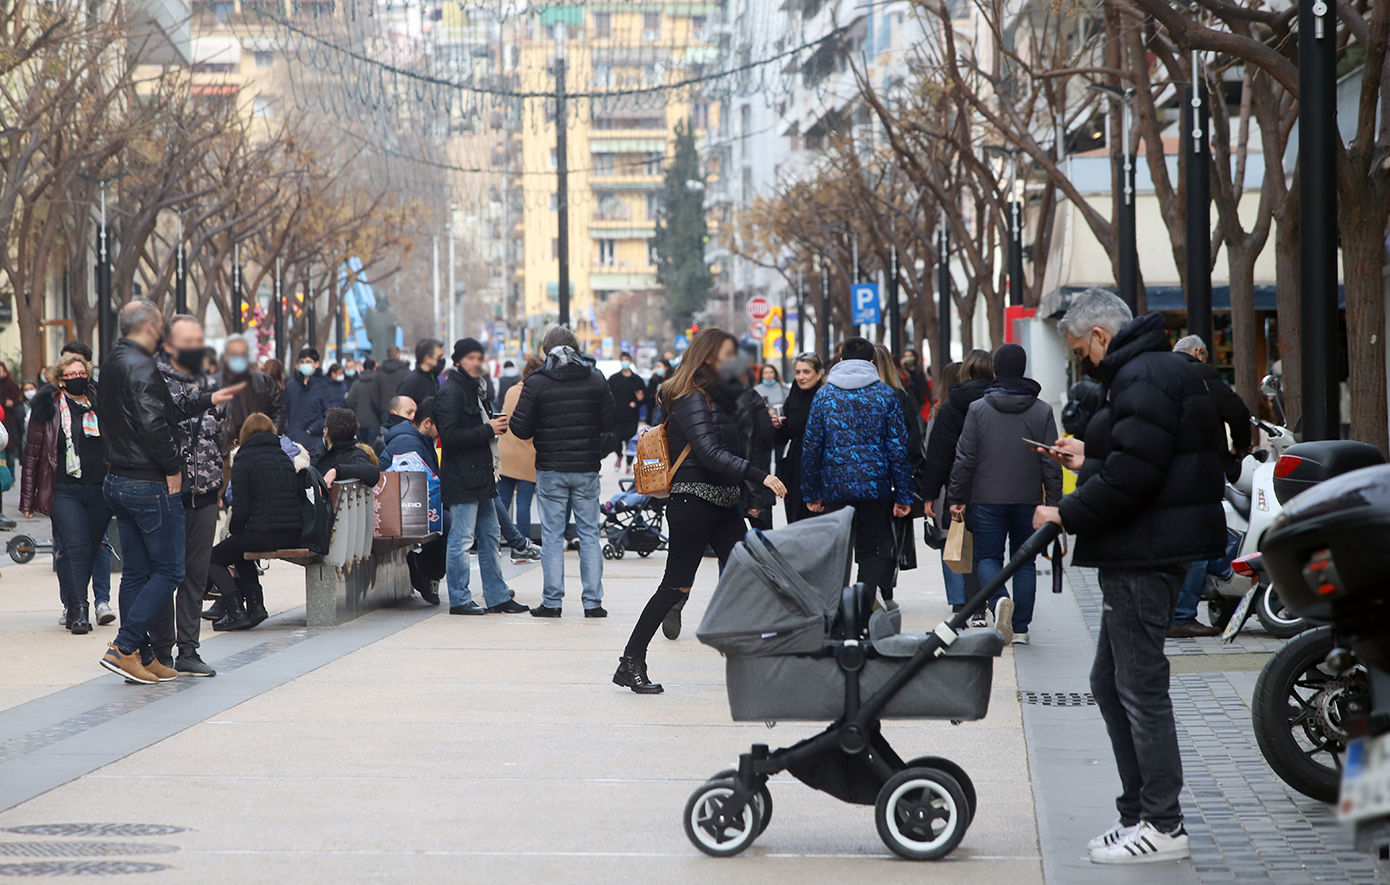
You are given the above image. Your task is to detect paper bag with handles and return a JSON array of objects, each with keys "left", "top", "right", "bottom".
[{"left": 943, "top": 519, "right": 974, "bottom": 574}]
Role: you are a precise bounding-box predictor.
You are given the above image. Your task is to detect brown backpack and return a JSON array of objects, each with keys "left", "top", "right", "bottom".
[{"left": 633, "top": 421, "right": 691, "bottom": 498}]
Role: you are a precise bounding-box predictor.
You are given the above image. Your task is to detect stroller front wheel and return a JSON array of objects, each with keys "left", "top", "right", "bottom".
[
  {"left": 704, "top": 770, "right": 772, "bottom": 835},
  {"left": 684, "top": 779, "right": 763, "bottom": 857},
  {"left": 875, "top": 767, "right": 969, "bottom": 861}
]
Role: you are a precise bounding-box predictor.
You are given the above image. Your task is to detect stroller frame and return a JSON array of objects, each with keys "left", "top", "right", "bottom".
[{"left": 685, "top": 522, "right": 1063, "bottom": 861}]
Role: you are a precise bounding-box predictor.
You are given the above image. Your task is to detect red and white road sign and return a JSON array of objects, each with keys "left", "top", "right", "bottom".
[
  {"left": 746, "top": 296, "right": 771, "bottom": 320},
  {"left": 749, "top": 321, "right": 768, "bottom": 339}
]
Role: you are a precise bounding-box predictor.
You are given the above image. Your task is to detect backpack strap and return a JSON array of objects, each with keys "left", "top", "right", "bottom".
[{"left": 670, "top": 445, "right": 691, "bottom": 475}]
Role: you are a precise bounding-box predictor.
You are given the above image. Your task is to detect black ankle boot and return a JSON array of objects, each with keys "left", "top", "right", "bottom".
[
  {"left": 68, "top": 603, "right": 92, "bottom": 635},
  {"left": 201, "top": 599, "right": 225, "bottom": 621},
  {"left": 243, "top": 585, "right": 267, "bottom": 629},
  {"left": 213, "top": 593, "right": 252, "bottom": 632},
  {"left": 612, "top": 656, "right": 663, "bottom": 694}
]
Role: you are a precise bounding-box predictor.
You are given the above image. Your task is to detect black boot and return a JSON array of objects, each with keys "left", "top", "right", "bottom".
[
  {"left": 201, "top": 599, "right": 225, "bottom": 621},
  {"left": 68, "top": 603, "right": 92, "bottom": 635},
  {"left": 612, "top": 656, "right": 663, "bottom": 694},
  {"left": 212, "top": 592, "right": 252, "bottom": 632},
  {"left": 243, "top": 584, "right": 268, "bottom": 629}
]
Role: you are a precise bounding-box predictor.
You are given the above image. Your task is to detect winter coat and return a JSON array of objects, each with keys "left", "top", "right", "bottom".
[
  {"left": 947, "top": 376, "right": 1063, "bottom": 508},
  {"left": 1177, "top": 352, "right": 1253, "bottom": 463},
  {"left": 757, "top": 381, "right": 788, "bottom": 408},
  {"left": 433, "top": 368, "right": 499, "bottom": 505},
  {"left": 0, "top": 375, "right": 21, "bottom": 445},
  {"left": 1058, "top": 313, "right": 1228, "bottom": 568},
  {"left": 217, "top": 368, "right": 286, "bottom": 453},
  {"left": 344, "top": 370, "right": 380, "bottom": 429},
  {"left": 372, "top": 358, "right": 411, "bottom": 420},
  {"left": 497, "top": 382, "right": 536, "bottom": 483},
  {"left": 800, "top": 359, "right": 913, "bottom": 507},
  {"left": 229, "top": 430, "right": 302, "bottom": 536},
  {"left": 380, "top": 419, "right": 439, "bottom": 475},
  {"left": 373, "top": 412, "right": 409, "bottom": 457},
  {"left": 920, "top": 378, "right": 991, "bottom": 501},
  {"left": 667, "top": 383, "right": 768, "bottom": 488},
  {"left": 20, "top": 386, "right": 103, "bottom": 516},
  {"left": 97, "top": 338, "right": 212, "bottom": 480},
  {"left": 508, "top": 346, "right": 616, "bottom": 474},
  {"left": 325, "top": 377, "right": 347, "bottom": 407},
  {"left": 396, "top": 366, "right": 443, "bottom": 411},
  {"left": 496, "top": 370, "right": 522, "bottom": 411},
  {"left": 733, "top": 385, "right": 777, "bottom": 524},
  {"left": 608, "top": 370, "right": 647, "bottom": 438},
  {"left": 284, "top": 371, "right": 336, "bottom": 457},
  {"left": 158, "top": 353, "right": 227, "bottom": 505},
  {"left": 316, "top": 442, "right": 381, "bottom": 487},
  {"left": 774, "top": 379, "right": 822, "bottom": 520}
]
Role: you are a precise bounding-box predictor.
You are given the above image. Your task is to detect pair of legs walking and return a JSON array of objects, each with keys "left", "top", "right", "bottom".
[
  {"left": 50, "top": 484, "right": 111, "bottom": 633},
  {"left": 151, "top": 500, "right": 217, "bottom": 665},
  {"left": 970, "top": 503, "right": 1038, "bottom": 638},
  {"left": 99, "top": 476, "right": 185, "bottom": 683},
  {"left": 535, "top": 471, "right": 604, "bottom": 614}
]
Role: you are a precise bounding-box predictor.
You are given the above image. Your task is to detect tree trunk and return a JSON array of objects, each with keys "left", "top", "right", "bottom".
[
  {"left": 1226, "top": 242, "right": 1262, "bottom": 412},
  {"left": 1273, "top": 189, "right": 1300, "bottom": 431},
  {"left": 1340, "top": 195, "right": 1389, "bottom": 453}
]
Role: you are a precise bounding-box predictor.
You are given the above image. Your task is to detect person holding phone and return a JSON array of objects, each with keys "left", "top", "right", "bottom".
[{"left": 947, "top": 344, "right": 1062, "bottom": 645}]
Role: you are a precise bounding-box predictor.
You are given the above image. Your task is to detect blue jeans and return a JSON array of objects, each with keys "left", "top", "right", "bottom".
[
  {"left": 446, "top": 500, "right": 509, "bottom": 608},
  {"left": 1174, "top": 561, "right": 1207, "bottom": 625},
  {"left": 971, "top": 503, "right": 1038, "bottom": 634},
  {"left": 942, "top": 559, "right": 966, "bottom": 606},
  {"left": 493, "top": 498, "right": 528, "bottom": 550},
  {"left": 536, "top": 470, "right": 603, "bottom": 610},
  {"left": 497, "top": 475, "right": 535, "bottom": 540},
  {"left": 50, "top": 484, "right": 112, "bottom": 610},
  {"left": 103, "top": 475, "right": 186, "bottom": 659},
  {"left": 93, "top": 538, "right": 111, "bottom": 606}
]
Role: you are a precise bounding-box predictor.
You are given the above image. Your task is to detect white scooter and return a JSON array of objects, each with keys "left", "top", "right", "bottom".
[{"left": 1208, "top": 375, "right": 1306, "bottom": 638}]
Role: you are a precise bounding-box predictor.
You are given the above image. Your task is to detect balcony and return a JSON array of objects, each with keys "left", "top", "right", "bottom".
[{"left": 129, "top": 0, "right": 192, "bottom": 64}]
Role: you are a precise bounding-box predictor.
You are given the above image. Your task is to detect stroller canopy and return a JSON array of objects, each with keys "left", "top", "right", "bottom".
[{"left": 696, "top": 509, "right": 854, "bottom": 658}]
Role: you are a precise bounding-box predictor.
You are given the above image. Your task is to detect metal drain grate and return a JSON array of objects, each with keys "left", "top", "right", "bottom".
[
  {"left": 0, "top": 861, "right": 171, "bottom": 876},
  {"left": 1, "top": 827, "right": 185, "bottom": 839},
  {"left": 0, "top": 844, "right": 176, "bottom": 858},
  {"left": 1017, "top": 690, "right": 1097, "bottom": 706}
]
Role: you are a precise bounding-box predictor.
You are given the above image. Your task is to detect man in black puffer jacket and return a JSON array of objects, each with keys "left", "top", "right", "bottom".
[
  {"left": 509, "top": 325, "right": 616, "bottom": 618},
  {"left": 1034, "top": 288, "right": 1225, "bottom": 865}
]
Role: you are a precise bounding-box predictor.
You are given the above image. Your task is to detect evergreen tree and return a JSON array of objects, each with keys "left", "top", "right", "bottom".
[{"left": 651, "top": 121, "right": 712, "bottom": 331}]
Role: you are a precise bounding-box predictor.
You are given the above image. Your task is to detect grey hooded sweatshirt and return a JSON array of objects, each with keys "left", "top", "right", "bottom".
[{"left": 947, "top": 376, "right": 1063, "bottom": 508}]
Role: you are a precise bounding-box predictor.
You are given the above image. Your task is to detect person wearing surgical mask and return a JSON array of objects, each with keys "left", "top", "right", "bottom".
[
  {"left": 283, "top": 346, "right": 335, "bottom": 457},
  {"left": 217, "top": 334, "right": 286, "bottom": 457},
  {"left": 606, "top": 351, "right": 645, "bottom": 472}
]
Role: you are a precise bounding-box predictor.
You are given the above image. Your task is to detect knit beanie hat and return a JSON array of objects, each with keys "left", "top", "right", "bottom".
[
  {"left": 993, "top": 343, "right": 1027, "bottom": 379},
  {"left": 452, "top": 337, "right": 485, "bottom": 364}
]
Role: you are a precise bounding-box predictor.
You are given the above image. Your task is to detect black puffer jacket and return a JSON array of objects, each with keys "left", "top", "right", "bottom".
[
  {"left": 668, "top": 385, "right": 769, "bottom": 488},
  {"left": 1059, "top": 313, "right": 1227, "bottom": 568},
  {"left": 97, "top": 338, "right": 212, "bottom": 481},
  {"left": 371, "top": 358, "right": 410, "bottom": 419},
  {"left": 920, "top": 378, "right": 991, "bottom": 501},
  {"left": 396, "top": 366, "right": 443, "bottom": 410},
  {"left": 434, "top": 367, "right": 498, "bottom": 505},
  {"left": 508, "top": 346, "right": 616, "bottom": 473},
  {"left": 317, "top": 442, "right": 381, "bottom": 487},
  {"left": 229, "top": 431, "right": 302, "bottom": 535}
]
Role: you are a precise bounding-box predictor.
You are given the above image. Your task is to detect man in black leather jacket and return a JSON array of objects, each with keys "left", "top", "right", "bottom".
[{"left": 96, "top": 301, "right": 242, "bottom": 686}]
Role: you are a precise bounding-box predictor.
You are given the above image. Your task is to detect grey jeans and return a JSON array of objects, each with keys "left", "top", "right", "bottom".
[
  {"left": 1092, "top": 567, "right": 1185, "bottom": 832},
  {"left": 152, "top": 499, "right": 218, "bottom": 660}
]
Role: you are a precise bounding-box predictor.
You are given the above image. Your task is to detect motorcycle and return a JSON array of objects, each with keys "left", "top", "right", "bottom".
[{"left": 1251, "top": 443, "right": 1388, "bottom": 826}]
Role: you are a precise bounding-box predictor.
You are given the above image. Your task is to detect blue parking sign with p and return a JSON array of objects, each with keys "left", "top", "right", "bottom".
[{"left": 851, "top": 283, "right": 881, "bottom": 325}]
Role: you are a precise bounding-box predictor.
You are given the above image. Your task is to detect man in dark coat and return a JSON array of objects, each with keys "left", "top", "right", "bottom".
[
  {"left": 509, "top": 326, "right": 616, "bottom": 617},
  {"left": 434, "top": 337, "right": 529, "bottom": 616},
  {"left": 396, "top": 338, "right": 444, "bottom": 410},
  {"left": 344, "top": 358, "right": 380, "bottom": 444},
  {"left": 218, "top": 334, "right": 286, "bottom": 453},
  {"left": 606, "top": 351, "right": 645, "bottom": 471},
  {"left": 284, "top": 347, "right": 336, "bottom": 457},
  {"left": 1034, "top": 288, "right": 1225, "bottom": 865},
  {"left": 371, "top": 346, "right": 411, "bottom": 424}
]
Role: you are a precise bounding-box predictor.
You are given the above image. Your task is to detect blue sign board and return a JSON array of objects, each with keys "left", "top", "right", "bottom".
[
  {"left": 674, "top": 335, "right": 690, "bottom": 351},
  {"left": 851, "top": 283, "right": 881, "bottom": 325}
]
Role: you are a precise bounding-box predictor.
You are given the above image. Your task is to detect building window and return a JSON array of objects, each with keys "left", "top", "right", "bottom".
[
  {"left": 691, "top": 102, "right": 709, "bottom": 130},
  {"left": 549, "top": 148, "right": 557, "bottom": 169},
  {"left": 691, "top": 15, "right": 706, "bottom": 35},
  {"left": 594, "top": 12, "right": 611, "bottom": 38},
  {"left": 254, "top": 50, "right": 274, "bottom": 68},
  {"left": 648, "top": 242, "right": 660, "bottom": 267},
  {"left": 646, "top": 192, "right": 662, "bottom": 220},
  {"left": 643, "top": 64, "right": 661, "bottom": 86},
  {"left": 642, "top": 11, "right": 661, "bottom": 41},
  {"left": 594, "top": 63, "right": 612, "bottom": 86},
  {"left": 252, "top": 98, "right": 274, "bottom": 117},
  {"left": 593, "top": 153, "right": 615, "bottom": 175},
  {"left": 742, "top": 166, "right": 753, "bottom": 200},
  {"left": 644, "top": 152, "right": 663, "bottom": 175},
  {"left": 550, "top": 193, "right": 558, "bottom": 212},
  {"left": 595, "top": 193, "right": 628, "bottom": 221},
  {"left": 597, "top": 239, "right": 616, "bottom": 266}
]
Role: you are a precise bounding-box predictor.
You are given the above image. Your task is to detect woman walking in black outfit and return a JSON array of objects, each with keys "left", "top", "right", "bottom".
[
  {"left": 771, "top": 353, "right": 824, "bottom": 524},
  {"left": 209, "top": 413, "right": 304, "bottom": 631},
  {"left": 614, "top": 329, "right": 787, "bottom": 694}
]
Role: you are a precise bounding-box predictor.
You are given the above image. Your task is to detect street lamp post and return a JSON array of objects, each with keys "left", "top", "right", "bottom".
[
  {"left": 937, "top": 206, "right": 951, "bottom": 375},
  {"left": 1299, "top": 0, "right": 1339, "bottom": 440},
  {"left": 432, "top": 234, "right": 441, "bottom": 341},
  {"left": 174, "top": 210, "right": 188, "bottom": 315},
  {"left": 447, "top": 204, "right": 457, "bottom": 345},
  {"left": 984, "top": 146, "right": 1024, "bottom": 308},
  {"left": 231, "top": 239, "right": 243, "bottom": 333},
  {"left": 1182, "top": 51, "right": 1213, "bottom": 353},
  {"left": 307, "top": 268, "right": 318, "bottom": 351},
  {"left": 273, "top": 257, "right": 284, "bottom": 365},
  {"left": 555, "top": 23, "right": 571, "bottom": 329},
  {"left": 1089, "top": 83, "right": 1139, "bottom": 313},
  {"left": 77, "top": 173, "right": 125, "bottom": 365},
  {"left": 888, "top": 244, "right": 901, "bottom": 355}
]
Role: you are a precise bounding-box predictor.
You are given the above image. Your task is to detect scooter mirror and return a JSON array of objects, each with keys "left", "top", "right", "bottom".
[{"left": 1260, "top": 374, "right": 1280, "bottom": 398}]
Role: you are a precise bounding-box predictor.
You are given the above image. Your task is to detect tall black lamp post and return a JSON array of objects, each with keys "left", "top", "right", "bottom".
[{"left": 1089, "top": 83, "right": 1139, "bottom": 312}]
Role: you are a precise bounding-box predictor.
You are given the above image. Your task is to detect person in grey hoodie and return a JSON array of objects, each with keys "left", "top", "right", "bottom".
[{"left": 948, "top": 343, "right": 1062, "bottom": 644}]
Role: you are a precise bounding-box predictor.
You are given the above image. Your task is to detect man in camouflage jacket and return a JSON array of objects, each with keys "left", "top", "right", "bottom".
[{"left": 150, "top": 316, "right": 226, "bottom": 677}]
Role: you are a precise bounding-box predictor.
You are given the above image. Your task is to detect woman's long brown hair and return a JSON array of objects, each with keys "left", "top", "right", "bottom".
[{"left": 659, "top": 328, "right": 735, "bottom": 412}]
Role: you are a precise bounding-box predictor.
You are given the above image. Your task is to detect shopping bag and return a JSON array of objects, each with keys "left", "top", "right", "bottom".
[
  {"left": 943, "top": 520, "right": 973, "bottom": 574},
  {"left": 386, "top": 452, "right": 443, "bottom": 534}
]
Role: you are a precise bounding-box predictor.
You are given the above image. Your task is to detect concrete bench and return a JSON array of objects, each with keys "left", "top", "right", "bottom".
[{"left": 243, "top": 480, "right": 438, "bottom": 627}]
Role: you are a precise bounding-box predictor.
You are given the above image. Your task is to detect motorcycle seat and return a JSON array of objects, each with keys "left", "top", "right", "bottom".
[{"left": 1225, "top": 484, "right": 1252, "bottom": 521}]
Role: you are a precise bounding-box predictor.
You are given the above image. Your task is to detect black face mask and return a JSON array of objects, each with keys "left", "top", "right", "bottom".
[
  {"left": 175, "top": 347, "right": 206, "bottom": 375},
  {"left": 64, "top": 377, "right": 89, "bottom": 397},
  {"left": 1079, "top": 356, "right": 1101, "bottom": 379}
]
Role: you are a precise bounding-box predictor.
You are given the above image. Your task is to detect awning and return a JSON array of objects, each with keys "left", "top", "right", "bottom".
[
  {"left": 192, "top": 35, "right": 241, "bottom": 65},
  {"left": 1038, "top": 284, "right": 1343, "bottom": 319}
]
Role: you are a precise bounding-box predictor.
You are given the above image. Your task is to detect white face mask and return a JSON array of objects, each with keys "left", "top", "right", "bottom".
[{"left": 23, "top": 389, "right": 35, "bottom": 401}]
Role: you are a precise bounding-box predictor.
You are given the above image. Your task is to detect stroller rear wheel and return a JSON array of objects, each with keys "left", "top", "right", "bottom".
[
  {"left": 874, "top": 767, "right": 969, "bottom": 861},
  {"left": 705, "top": 770, "right": 772, "bottom": 835},
  {"left": 684, "top": 778, "right": 763, "bottom": 857},
  {"left": 904, "top": 756, "right": 975, "bottom": 827}
]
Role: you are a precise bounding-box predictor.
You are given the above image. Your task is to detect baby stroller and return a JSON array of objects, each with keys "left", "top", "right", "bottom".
[
  {"left": 690, "top": 508, "right": 1062, "bottom": 860},
  {"left": 600, "top": 480, "right": 667, "bottom": 560}
]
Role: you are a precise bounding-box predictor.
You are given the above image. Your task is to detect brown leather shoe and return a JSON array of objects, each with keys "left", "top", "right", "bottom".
[
  {"left": 1168, "top": 620, "right": 1221, "bottom": 638},
  {"left": 143, "top": 658, "right": 179, "bottom": 682},
  {"left": 99, "top": 644, "right": 158, "bottom": 685}
]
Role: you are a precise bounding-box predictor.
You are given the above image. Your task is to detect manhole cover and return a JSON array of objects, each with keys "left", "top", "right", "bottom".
[
  {"left": 0, "top": 861, "right": 171, "bottom": 876},
  {"left": 1017, "top": 690, "right": 1096, "bottom": 706},
  {"left": 1, "top": 827, "right": 185, "bottom": 839},
  {"left": 0, "top": 845, "right": 176, "bottom": 858}
]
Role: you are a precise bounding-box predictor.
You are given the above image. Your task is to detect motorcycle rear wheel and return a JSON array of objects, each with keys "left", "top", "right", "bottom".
[{"left": 1254, "top": 583, "right": 1306, "bottom": 639}]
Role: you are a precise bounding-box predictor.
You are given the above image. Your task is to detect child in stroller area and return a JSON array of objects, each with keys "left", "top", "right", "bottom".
[{"left": 600, "top": 481, "right": 666, "bottom": 560}]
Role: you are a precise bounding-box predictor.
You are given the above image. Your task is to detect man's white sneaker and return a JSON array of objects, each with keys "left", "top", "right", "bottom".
[
  {"left": 1012, "top": 632, "right": 1030, "bottom": 645},
  {"left": 1090, "top": 822, "right": 1189, "bottom": 864},
  {"left": 1086, "top": 819, "right": 1138, "bottom": 852},
  {"left": 995, "top": 597, "right": 1015, "bottom": 644}
]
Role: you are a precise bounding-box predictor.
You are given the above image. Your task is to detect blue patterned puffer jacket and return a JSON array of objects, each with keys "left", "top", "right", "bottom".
[{"left": 800, "top": 360, "right": 913, "bottom": 506}]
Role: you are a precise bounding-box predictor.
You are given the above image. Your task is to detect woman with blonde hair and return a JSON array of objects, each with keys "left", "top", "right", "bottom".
[
  {"left": 771, "top": 352, "right": 825, "bottom": 523},
  {"left": 20, "top": 353, "right": 110, "bottom": 634}
]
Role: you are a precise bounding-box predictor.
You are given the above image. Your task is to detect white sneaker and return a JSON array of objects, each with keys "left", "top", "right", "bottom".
[
  {"left": 1087, "top": 819, "right": 1138, "bottom": 852},
  {"left": 59, "top": 609, "right": 67, "bottom": 627},
  {"left": 995, "top": 597, "right": 1015, "bottom": 644},
  {"left": 1012, "top": 632, "right": 1030, "bottom": 645},
  {"left": 1090, "top": 822, "right": 1189, "bottom": 864},
  {"left": 95, "top": 602, "right": 115, "bottom": 626}
]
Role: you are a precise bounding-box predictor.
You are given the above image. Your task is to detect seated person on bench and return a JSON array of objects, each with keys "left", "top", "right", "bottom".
[
  {"left": 317, "top": 408, "right": 381, "bottom": 487},
  {"left": 209, "top": 413, "right": 304, "bottom": 632}
]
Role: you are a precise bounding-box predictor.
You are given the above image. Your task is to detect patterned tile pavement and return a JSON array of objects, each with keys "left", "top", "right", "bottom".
[{"left": 1067, "top": 567, "right": 1390, "bottom": 883}]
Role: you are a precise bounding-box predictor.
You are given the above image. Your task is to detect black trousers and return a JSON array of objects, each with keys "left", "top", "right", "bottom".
[
  {"left": 623, "top": 493, "right": 746, "bottom": 658},
  {"left": 209, "top": 530, "right": 299, "bottom": 605},
  {"left": 50, "top": 483, "right": 111, "bottom": 609},
  {"left": 831, "top": 498, "right": 897, "bottom": 600}
]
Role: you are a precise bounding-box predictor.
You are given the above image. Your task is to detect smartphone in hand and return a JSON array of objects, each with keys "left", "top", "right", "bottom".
[{"left": 1022, "top": 437, "right": 1063, "bottom": 456}]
